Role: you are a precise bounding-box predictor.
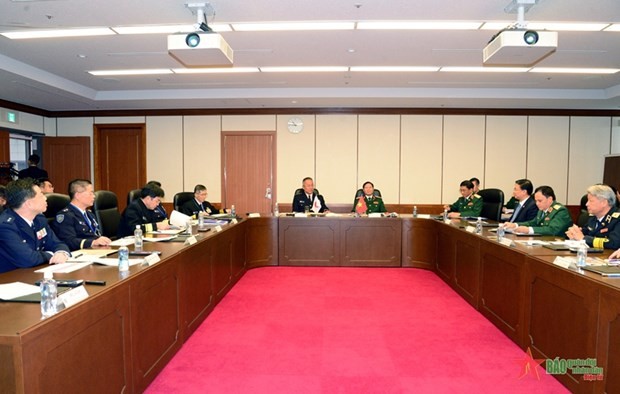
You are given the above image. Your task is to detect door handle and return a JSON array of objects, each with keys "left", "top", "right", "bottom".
[{"left": 265, "top": 187, "right": 272, "bottom": 199}]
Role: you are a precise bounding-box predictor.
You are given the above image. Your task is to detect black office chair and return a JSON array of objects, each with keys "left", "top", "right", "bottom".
[
  {"left": 44, "top": 193, "right": 70, "bottom": 225},
  {"left": 576, "top": 194, "right": 591, "bottom": 228},
  {"left": 477, "top": 188, "right": 504, "bottom": 221},
  {"left": 127, "top": 188, "right": 141, "bottom": 207},
  {"left": 93, "top": 190, "right": 121, "bottom": 239},
  {"left": 173, "top": 192, "right": 194, "bottom": 212},
  {"left": 294, "top": 188, "right": 320, "bottom": 196},
  {"left": 354, "top": 188, "right": 382, "bottom": 199}
]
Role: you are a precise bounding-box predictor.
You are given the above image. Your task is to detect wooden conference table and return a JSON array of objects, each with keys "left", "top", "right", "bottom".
[{"left": 0, "top": 214, "right": 618, "bottom": 394}]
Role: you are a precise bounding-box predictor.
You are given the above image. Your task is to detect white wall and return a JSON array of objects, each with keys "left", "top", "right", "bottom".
[
  {"left": 442, "top": 116, "right": 486, "bottom": 204},
  {"left": 358, "top": 115, "right": 400, "bottom": 204},
  {"left": 401, "top": 115, "right": 443, "bottom": 204},
  {"left": 6, "top": 112, "right": 616, "bottom": 206},
  {"left": 146, "top": 116, "right": 183, "bottom": 203},
  {"left": 567, "top": 117, "right": 611, "bottom": 202},
  {"left": 485, "top": 116, "right": 528, "bottom": 201}
]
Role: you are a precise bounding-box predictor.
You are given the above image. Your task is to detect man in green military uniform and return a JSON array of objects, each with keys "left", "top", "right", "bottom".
[
  {"left": 353, "top": 181, "right": 386, "bottom": 214},
  {"left": 566, "top": 184, "right": 620, "bottom": 249},
  {"left": 444, "top": 180, "right": 483, "bottom": 219},
  {"left": 504, "top": 185, "right": 572, "bottom": 236}
]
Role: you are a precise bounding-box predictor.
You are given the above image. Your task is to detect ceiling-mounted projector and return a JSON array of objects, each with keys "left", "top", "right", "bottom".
[
  {"left": 483, "top": 30, "right": 557, "bottom": 66},
  {"left": 168, "top": 32, "right": 233, "bottom": 67}
]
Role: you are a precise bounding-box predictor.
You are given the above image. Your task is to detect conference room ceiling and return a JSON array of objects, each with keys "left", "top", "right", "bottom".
[{"left": 1, "top": 0, "right": 619, "bottom": 112}]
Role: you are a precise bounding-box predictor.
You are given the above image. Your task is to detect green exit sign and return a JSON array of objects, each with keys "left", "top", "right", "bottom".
[{"left": 6, "top": 111, "right": 17, "bottom": 123}]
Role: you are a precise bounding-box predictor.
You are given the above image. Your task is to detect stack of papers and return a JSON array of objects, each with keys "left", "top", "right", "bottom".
[{"left": 0, "top": 282, "right": 40, "bottom": 301}]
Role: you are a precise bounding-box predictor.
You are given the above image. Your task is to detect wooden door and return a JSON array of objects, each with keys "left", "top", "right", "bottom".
[
  {"left": 94, "top": 124, "right": 146, "bottom": 212},
  {"left": 43, "top": 136, "right": 91, "bottom": 192},
  {"left": 0, "top": 130, "right": 10, "bottom": 185},
  {"left": 222, "top": 132, "right": 276, "bottom": 215}
]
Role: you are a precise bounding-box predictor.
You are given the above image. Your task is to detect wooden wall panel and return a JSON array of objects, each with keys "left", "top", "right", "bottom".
[
  {"left": 315, "top": 115, "right": 358, "bottom": 204},
  {"left": 527, "top": 117, "right": 570, "bottom": 203},
  {"left": 485, "top": 116, "right": 528, "bottom": 198},
  {"left": 43, "top": 136, "right": 91, "bottom": 192},
  {"left": 276, "top": 114, "right": 315, "bottom": 205},
  {"left": 567, "top": 117, "right": 611, "bottom": 204},
  {"left": 400, "top": 115, "right": 443, "bottom": 205},
  {"left": 146, "top": 116, "right": 183, "bottom": 202},
  {"left": 442, "top": 115, "right": 485, "bottom": 204},
  {"left": 183, "top": 115, "right": 222, "bottom": 199},
  {"left": 358, "top": 115, "right": 400, "bottom": 203}
]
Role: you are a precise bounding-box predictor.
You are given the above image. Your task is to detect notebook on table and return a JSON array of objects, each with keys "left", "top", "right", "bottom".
[{"left": 582, "top": 265, "right": 620, "bottom": 277}]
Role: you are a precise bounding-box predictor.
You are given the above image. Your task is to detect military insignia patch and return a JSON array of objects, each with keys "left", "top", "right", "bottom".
[{"left": 56, "top": 214, "right": 64, "bottom": 223}]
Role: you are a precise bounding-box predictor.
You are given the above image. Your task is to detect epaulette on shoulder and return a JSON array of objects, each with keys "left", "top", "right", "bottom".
[{"left": 472, "top": 194, "right": 481, "bottom": 199}]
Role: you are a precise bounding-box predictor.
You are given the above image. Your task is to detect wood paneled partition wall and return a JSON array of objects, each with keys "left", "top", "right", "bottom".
[{"left": 0, "top": 108, "right": 619, "bottom": 209}]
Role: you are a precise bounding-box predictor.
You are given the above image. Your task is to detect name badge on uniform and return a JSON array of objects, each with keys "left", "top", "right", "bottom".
[{"left": 36, "top": 228, "right": 47, "bottom": 240}]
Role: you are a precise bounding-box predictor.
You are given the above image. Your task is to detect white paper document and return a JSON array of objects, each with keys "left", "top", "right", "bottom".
[
  {"left": 0, "top": 282, "right": 40, "bottom": 300},
  {"left": 35, "top": 262, "right": 92, "bottom": 274},
  {"left": 111, "top": 237, "right": 135, "bottom": 247},
  {"left": 170, "top": 210, "right": 191, "bottom": 227}
]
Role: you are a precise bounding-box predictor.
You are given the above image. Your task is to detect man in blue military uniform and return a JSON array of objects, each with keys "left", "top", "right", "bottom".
[
  {"left": 504, "top": 185, "right": 572, "bottom": 236},
  {"left": 146, "top": 181, "right": 168, "bottom": 222},
  {"left": 292, "top": 177, "right": 329, "bottom": 213},
  {"left": 0, "top": 178, "right": 70, "bottom": 273},
  {"left": 444, "top": 180, "right": 483, "bottom": 218},
  {"left": 180, "top": 184, "right": 227, "bottom": 217},
  {"left": 118, "top": 183, "right": 170, "bottom": 237},
  {"left": 566, "top": 184, "right": 620, "bottom": 249},
  {"left": 352, "top": 181, "right": 386, "bottom": 214},
  {"left": 52, "top": 179, "right": 112, "bottom": 251}
]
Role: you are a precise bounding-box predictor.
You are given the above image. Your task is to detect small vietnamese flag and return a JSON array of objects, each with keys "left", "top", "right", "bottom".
[{"left": 355, "top": 196, "right": 367, "bottom": 214}]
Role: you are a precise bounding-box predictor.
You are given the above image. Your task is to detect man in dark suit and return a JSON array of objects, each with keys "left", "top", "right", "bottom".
[
  {"left": 507, "top": 179, "right": 538, "bottom": 223},
  {"left": 504, "top": 185, "right": 572, "bottom": 236},
  {"left": 18, "top": 154, "right": 49, "bottom": 181},
  {"left": 118, "top": 183, "right": 170, "bottom": 237},
  {"left": 0, "top": 178, "right": 70, "bottom": 273},
  {"left": 181, "top": 184, "right": 226, "bottom": 216},
  {"left": 52, "top": 179, "right": 112, "bottom": 251},
  {"left": 292, "top": 177, "right": 329, "bottom": 213}
]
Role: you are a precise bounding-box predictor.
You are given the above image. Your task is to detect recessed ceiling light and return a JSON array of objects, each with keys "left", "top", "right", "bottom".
[
  {"left": 260, "top": 66, "right": 349, "bottom": 72},
  {"left": 232, "top": 22, "right": 354, "bottom": 31},
  {"left": 88, "top": 69, "right": 173, "bottom": 76},
  {"left": 351, "top": 66, "right": 439, "bottom": 72},
  {"left": 172, "top": 67, "right": 259, "bottom": 74},
  {"left": 357, "top": 21, "right": 483, "bottom": 30},
  {"left": 440, "top": 67, "right": 529, "bottom": 72},
  {"left": 1, "top": 28, "right": 115, "bottom": 39},
  {"left": 530, "top": 67, "right": 619, "bottom": 74}
]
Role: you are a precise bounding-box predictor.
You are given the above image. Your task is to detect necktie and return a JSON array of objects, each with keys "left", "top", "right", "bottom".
[
  {"left": 511, "top": 203, "right": 522, "bottom": 222},
  {"left": 83, "top": 211, "right": 95, "bottom": 233},
  {"left": 307, "top": 194, "right": 312, "bottom": 200}
]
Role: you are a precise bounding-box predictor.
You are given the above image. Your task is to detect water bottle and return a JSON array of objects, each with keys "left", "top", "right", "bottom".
[
  {"left": 576, "top": 241, "right": 588, "bottom": 267},
  {"left": 231, "top": 204, "right": 236, "bottom": 217},
  {"left": 40, "top": 271, "right": 58, "bottom": 318},
  {"left": 198, "top": 210, "right": 205, "bottom": 228},
  {"left": 185, "top": 218, "right": 193, "bottom": 235},
  {"left": 118, "top": 245, "right": 129, "bottom": 273},
  {"left": 134, "top": 225, "right": 143, "bottom": 251},
  {"left": 497, "top": 224, "right": 505, "bottom": 242},
  {"left": 274, "top": 202, "right": 279, "bottom": 216},
  {"left": 443, "top": 208, "right": 448, "bottom": 221},
  {"left": 476, "top": 217, "right": 483, "bottom": 234},
  {"left": 413, "top": 205, "right": 418, "bottom": 217}
]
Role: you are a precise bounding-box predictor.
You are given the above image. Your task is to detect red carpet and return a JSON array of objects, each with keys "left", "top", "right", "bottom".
[{"left": 146, "top": 267, "right": 568, "bottom": 393}]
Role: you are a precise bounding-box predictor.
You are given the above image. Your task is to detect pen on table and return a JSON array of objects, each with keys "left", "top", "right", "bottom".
[{"left": 84, "top": 280, "right": 106, "bottom": 286}]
